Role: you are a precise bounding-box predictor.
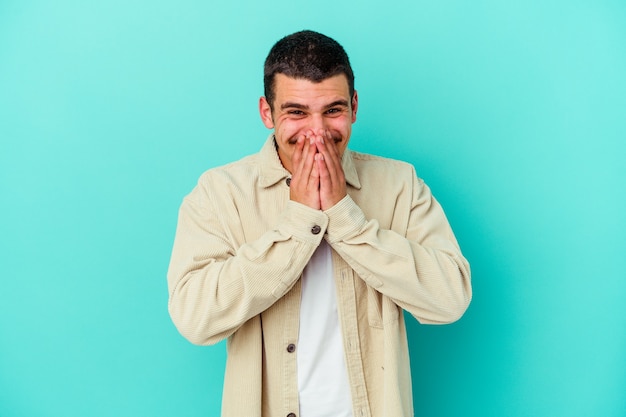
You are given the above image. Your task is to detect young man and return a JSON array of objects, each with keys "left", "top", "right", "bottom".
[{"left": 167, "top": 30, "right": 472, "bottom": 417}]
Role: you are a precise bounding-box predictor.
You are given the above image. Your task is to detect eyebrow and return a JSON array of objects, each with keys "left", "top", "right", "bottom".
[
  {"left": 281, "top": 102, "right": 309, "bottom": 111},
  {"left": 280, "top": 99, "right": 350, "bottom": 111},
  {"left": 324, "top": 100, "right": 350, "bottom": 109}
]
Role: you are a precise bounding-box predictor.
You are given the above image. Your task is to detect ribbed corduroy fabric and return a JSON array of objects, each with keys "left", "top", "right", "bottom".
[{"left": 167, "top": 133, "right": 472, "bottom": 417}]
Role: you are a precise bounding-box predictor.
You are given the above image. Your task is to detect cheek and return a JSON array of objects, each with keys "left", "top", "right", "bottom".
[
  {"left": 333, "top": 123, "right": 352, "bottom": 143},
  {"left": 330, "top": 116, "right": 353, "bottom": 133},
  {"left": 276, "top": 119, "right": 304, "bottom": 137},
  {"left": 337, "top": 141, "right": 349, "bottom": 155},
  {"left": 275, "top": 124, "right": 303, "bottom": 148}
]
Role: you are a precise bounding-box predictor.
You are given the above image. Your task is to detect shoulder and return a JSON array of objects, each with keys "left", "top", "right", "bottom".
[
  {"left": 349, "top": 149, "right": 421, "bottom": 184},
  {"left": 182, "top": 153, "right": 262, "bottom": 208},
  {"left": 350, "top": 150, "right": 413, "bottom": 168},
  {"left": 197, "top": 153, "right": 260, "bottom": 186}
]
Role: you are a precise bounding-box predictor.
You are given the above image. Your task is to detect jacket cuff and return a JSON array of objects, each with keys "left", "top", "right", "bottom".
[
  {"left": 324, "top": 195, "right": 368, "bottom": 243},
  {"left": 277, "top": 200, "right": 328, "bottom": 244}
]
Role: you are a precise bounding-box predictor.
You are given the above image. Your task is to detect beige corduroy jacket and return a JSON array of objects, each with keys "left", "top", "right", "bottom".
[{"left": 167, "top": 134, "right": 472, "bottom": 417}]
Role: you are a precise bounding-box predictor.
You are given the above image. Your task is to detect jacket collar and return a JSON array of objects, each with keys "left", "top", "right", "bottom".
[{"left": 258, "top": 133, "right": 362, "bottom": 190}]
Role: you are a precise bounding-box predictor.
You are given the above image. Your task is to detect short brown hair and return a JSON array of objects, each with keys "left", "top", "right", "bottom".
[{"left": 263, "top": 30, "right": 355, "bottom": 110}]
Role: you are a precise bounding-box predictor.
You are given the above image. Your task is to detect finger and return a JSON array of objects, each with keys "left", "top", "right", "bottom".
[
  {"left": 295, "top": 135, "right": 317, "bottom": 186},
  {"left": 325, "top": 131, "right": 342, "bottom": 165},
  {"left": 311, "top": 153, "right": 321, "bottom": 187},
  {"left": 316, "top": 152, "right": 330, "bottom": 191},
  {"left": 315, "top": 132, "right": 341, "bottom": 186},
  {"left": 316, "top": 132, "right": 347, "bottom": 210},
  {"left": 305, "top": 135, "right": 318, "bottom": 169},
  {"left": 291, "top": 135, "right": 305, "bottom": 173}
]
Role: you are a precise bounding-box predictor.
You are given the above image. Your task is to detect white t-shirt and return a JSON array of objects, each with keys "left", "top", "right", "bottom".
[{"left": 297, "top": 239, "right": 353, "bottom": 417}]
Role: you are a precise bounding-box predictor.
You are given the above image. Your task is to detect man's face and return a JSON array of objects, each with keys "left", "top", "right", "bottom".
[{"left": 259, "top": 73, "right": 358, "bottom": 174}]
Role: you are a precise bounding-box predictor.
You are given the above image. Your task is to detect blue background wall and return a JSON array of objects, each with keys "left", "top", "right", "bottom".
[{"left": 1, "top": 1, "right": 624, "bottom": 416}]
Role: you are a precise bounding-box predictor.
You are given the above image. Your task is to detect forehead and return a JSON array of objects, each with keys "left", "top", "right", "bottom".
[{"left": 273, "top": 73, "right": 351, "bottom": 105}]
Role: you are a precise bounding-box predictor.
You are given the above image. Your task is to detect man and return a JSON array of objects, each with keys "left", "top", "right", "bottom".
[{"left": 167, "top": 30, "right": 471, "bottom": 417}]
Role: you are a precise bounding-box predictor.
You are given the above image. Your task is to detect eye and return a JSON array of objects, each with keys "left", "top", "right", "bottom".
[
  {"left": 325, "top": 108, "right": 341, "bottom": 115},
  {"left": 287, "top": 110, "right": 305, "bottom": 116}
]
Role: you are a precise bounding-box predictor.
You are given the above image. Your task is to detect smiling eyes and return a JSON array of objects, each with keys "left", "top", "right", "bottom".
[{"left": 286, "top": 108, "right": 344, "bottom": 117}]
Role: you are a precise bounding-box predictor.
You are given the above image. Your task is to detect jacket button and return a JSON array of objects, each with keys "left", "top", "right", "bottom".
[
  {"left": 287, "top": 413, "right": 297, "bottom": 417},
  {"left": 286, "top": 343, "right": 296, "bottom": 353},
  {"left": 285, "top": 178, "right": 291, "bottom": 186},
  {"left": 311, "top": 225, "right": 321, "bottom": 235}
]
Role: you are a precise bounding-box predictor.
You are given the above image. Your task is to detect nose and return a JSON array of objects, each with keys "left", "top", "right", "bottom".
[{"left": 308, "top": 114, "right": 328, "bottom": 135}]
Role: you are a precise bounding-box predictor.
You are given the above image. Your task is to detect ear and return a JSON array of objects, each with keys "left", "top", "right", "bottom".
[
  {"left": 259, "top": 96, "right": 275, "bottom": 129},
  {"left": 351, "top": 90, "right": 359, "bottom": 123}
]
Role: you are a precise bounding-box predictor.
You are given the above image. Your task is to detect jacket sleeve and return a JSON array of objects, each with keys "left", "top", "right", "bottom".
[
  {"left": 324, "top": 168, "right": 472, "bottom": 324},
  {"left": 167, "top": 175, "right": 327, "bottom": 345}
]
